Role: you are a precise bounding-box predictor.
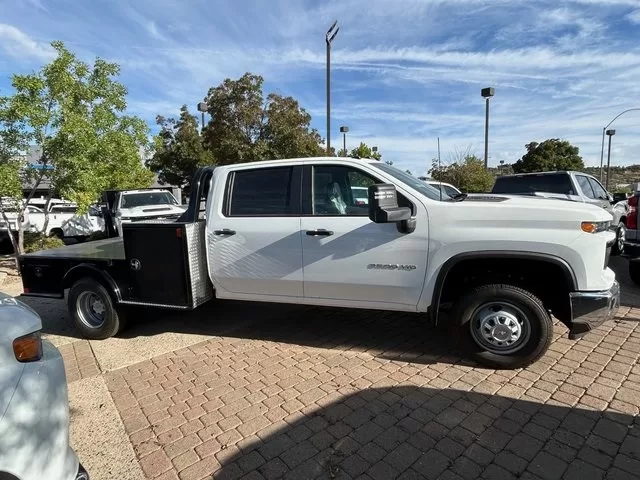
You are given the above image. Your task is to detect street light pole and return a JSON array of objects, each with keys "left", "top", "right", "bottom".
[
  {"left": 339, "top": 126, "right": 349, "bottom": 156},
  {"left": 605, "top": 129, "right": 616, "bottom": 190},
  {"left": 326, "top": 21, "right": 339, "bottom": 155},
  {"left": 481, "top": 87, "right": 495, "bottom": 169},
  {"left": 599, "top": 108, "right": 640, "bottom": 181},
  {"left": 197, "top": 101, "right": 207, "bottom": 133}
]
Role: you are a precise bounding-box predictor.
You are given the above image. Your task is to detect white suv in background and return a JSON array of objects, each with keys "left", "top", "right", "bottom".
[{"left": 418, "top": 177, "right": 462, "bottom": 198}]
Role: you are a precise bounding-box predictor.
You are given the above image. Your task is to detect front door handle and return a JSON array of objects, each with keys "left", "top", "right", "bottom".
[
  {"left": 306, "top": 229, "right": 333, "bottom": 236},
  {"left": 214, "top": 229, "right": 236, "bottom": 236}
]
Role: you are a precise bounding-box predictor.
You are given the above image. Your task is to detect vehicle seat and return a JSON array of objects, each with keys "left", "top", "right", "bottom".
[{"left": 328, "top": 182, "right": 347, "bottom": 215}]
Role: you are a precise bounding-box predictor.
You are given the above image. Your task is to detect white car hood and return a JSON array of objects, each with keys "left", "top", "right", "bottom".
[
  {"left": 120, "top": 205, "right": 186, "bottom": 217},
  {"left": 448, "top": 193, "right": 612, "bottom": 224}
]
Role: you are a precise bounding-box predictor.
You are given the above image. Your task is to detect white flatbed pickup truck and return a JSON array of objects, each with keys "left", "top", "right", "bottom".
[{"left": 18, "top": 157, "right": 620, "bottom": 369}]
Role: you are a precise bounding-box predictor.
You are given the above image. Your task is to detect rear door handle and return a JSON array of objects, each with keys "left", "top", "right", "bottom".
[
  {"left": 214, "top": 229, "right": 236, "bottom": 236},
  {"left": 306, "top": 229, "right": 333, "bottom": 236}
]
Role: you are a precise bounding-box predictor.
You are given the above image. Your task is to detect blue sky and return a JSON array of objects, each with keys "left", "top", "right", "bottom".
[{"left": 2, "top": 0, "right": 640, "bottom": 176}]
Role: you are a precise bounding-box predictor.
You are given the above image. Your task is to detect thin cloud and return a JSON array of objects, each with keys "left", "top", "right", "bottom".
[{"left": 0, "top": 24, "right": 55, "bottom": 61}]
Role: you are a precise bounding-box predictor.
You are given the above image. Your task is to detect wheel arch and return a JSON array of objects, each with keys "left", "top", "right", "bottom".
[
  {"left": 431, "top": 251, "right": 577, "bottom": 325},
  {"left": 63, "top": 264, "right": 123, "bottom": 302}
]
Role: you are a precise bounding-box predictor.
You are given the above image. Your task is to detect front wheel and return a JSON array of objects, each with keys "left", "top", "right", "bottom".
[
  {"left": 450, "top": 284, "right": 553, "bottom": 369},
  {"left": 611, "top": 222, "right": 626, "bottom": 256},
  {"left": 67, "top": 278, "right": 128, "bottom": 339}
]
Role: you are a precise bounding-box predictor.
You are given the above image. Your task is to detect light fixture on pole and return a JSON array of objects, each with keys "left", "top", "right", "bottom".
[
  {"left": 605, "top": 129, "right": 616, "bottom": 190},
  {"left": 197, "top": 101, "right": 207, "bottom": 133},
  {"left": 326, "top": 20, "right": 339, "bottom": 155},
  {"left": 481, "top": 87, "right": 495, "bottom": 169},
  {"left": 599, "top": 108, "right": 640, "bottom": 181},
  {"left": 339, "top": 125, "right": 349, "bottom": 156}
]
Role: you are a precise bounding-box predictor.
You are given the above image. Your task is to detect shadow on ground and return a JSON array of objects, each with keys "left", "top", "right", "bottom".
[{"left": 212, "top": 386, "right": 638, "bottom": 479}]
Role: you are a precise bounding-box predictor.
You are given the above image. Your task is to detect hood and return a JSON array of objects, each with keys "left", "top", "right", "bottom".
[
  {"left": 445, "top": 193, "right": 613, "bottom": 224},
  {"left": 119, "top": 204, "right": 186, "bottom": 217}
]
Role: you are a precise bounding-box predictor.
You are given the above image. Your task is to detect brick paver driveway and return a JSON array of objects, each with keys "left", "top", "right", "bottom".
[{"left": 12, "top": 256, "right": 640, "bottom": 480}]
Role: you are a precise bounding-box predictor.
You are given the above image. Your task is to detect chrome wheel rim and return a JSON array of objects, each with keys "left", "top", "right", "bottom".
[
  {"left": 76, "top": 291, "right": 106, "bottom": 329},
  {"left": 617, "top": 225, "right": 626, "bottom": 252},
  {"left": 470, "top": 301, "right": 530, "bottom": 355}
]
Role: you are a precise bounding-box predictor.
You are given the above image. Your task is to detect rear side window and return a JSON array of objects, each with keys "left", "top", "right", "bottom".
[
  {"left": 492, "top": 174, "right": 575, "bottom": 195},
  {"left": 227, "top": 167, "right": 294, "bottom": 216}
]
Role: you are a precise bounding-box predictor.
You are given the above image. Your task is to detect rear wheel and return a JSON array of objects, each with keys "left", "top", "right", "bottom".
[
  {"left": 450, "top": 284, "right": 553, "bottom": 369},
  {"left": 67, "top": 278, "right": 128, "bottom": 339},
  {"left": 611, "top": 222, "right": 626, "bottom": 256}
]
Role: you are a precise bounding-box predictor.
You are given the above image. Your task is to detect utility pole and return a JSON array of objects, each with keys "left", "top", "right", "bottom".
[
  {"left": 326, "top": 21, "right": 339, "bottom": 155},
  {"left": 481, "top": 87, "right": 495, "bottom": 169}
]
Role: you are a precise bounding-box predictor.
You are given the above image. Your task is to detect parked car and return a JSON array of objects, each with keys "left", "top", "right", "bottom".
[
  {"left": 418, "top": 177, "right": 462, "bottom": 198},
  {"left": 0, "top": 201, "right": 32, "bottom": 245},
  {"left": 0, "top": 292, "right": 88, "bottom": 480},
  {"left": 19, "top": 157, "right": 619, "bottom": 370},
  {"left": 491, "top": 171, "right": 627, "bottom": 255}
]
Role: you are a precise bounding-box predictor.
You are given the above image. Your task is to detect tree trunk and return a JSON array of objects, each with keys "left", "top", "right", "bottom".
[{"left": 42, "top": 193, "right": 54, "bottom": 235}]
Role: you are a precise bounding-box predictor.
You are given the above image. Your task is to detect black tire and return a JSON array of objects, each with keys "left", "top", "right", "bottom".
[
  {"left": 450, "top": 284, "right": 553, "bottom": 370},
  {"left": 67, "top": 278, "right": 128, "bottom": 339},
  {"left": 629, "top": 260, "right": 640, "bottom": 286},
  {"left": 611, "top": 222, "right": 626, "bottom": 256},
  {"left": 49, "top": 228, "right": 64, "bottom": 240}
]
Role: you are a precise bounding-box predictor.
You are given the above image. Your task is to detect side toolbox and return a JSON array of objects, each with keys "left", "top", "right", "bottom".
[{"left": 120, "top": 220, "right": 213, "bottom": 308}]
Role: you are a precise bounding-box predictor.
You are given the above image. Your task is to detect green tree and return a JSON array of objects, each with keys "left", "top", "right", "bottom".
[
  {"left": 349, "top": 142, "right": 382, "bottom": 161},
  {"left": 430, "top": 154, "right": 493, "bottom": 193},
  {"left": 0, "top": 41, "right": 154, "bottom": 255},
  {"left": 512, "top": 138, "right": 584, "bottom": 173},
  {"left": 147, "top": 105, "right": 214, "bottom": 195},
  {"left": 202, "top": 73, "right": 326, "bottom": 163}
]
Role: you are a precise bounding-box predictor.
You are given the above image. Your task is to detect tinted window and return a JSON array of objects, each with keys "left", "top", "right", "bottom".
[
  {"left": 370, "top": 163, "right": 452, "bottom": 200},
  {"left": 443, "top": 185, "right": 460, "bottom": 197},
  {"left": 588, "top": 178, "right": 608, "bottom": 200},
  {"left": 51, "top": 205, "right": 78, "bottom": 213},
  {"left": 491, "top": 174, "right": 575, "bottom": 195},
  {"left": 314, "top": 166, "right": 377, "bottom": 216},
  {"left": 576, "top": 175, "right": 595, "bottom": 199},
  {"left": 229, "top": 167, "right": 293, "bottom": 216},
  {"left": 122, "top": 192, "right": 177, "bottom": 208}
]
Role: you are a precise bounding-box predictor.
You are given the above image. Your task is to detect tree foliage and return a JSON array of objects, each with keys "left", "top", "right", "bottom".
[
  {"left": 430, "top": 154, "right": 494, "bottom": 193},
  {"left": 147, "top": 105, "right": 214, "bottom": 194},
  {"left": 512, "top": 138, "right": 584, "bottom": 173},
  {"left": 348, "top": 142, "right": 382, "bottom": 161},
  {"left": 202, "top": 73, "right": 326, "bottom": 163},
  {"left": 0, "top": 41, "right": 154, "bottom": 254}
]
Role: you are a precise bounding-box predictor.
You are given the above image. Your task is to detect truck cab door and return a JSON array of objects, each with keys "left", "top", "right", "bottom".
[
  {"left": 207, "top": 165, "right": 304, "bottom": 299},
  {"left": 300, "top": 163, "right": 428, "bottom": 310}
]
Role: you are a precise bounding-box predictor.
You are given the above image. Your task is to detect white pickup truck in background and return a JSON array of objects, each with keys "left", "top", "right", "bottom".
[
  {"left": 19, "top": 157, "right": 620, "bottom": 370},
  {"left": 110, "top": 188, "right": 186, "bottom": 234},
  {"left": 26, "top": 198, "right": 104, "bottom": 240}
]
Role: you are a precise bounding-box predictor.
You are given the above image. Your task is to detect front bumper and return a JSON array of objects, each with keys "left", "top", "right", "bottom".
[{"left": 568, "top": 280, "right": 620, "bottom": 340}]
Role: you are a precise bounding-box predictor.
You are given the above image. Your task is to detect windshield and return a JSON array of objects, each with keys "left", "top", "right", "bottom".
[
  {"left": 121, "top": 191, "right": 178, "bottom": 208},
  {"left": 370, "top": 163, "right": 452, "bottom": 201}
]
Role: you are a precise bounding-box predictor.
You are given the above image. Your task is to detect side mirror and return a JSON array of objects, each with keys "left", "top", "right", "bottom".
[
  {"left": 368, "top": 184, "right": 415, "bottom": 233},
  {"left": 607, "top": 192, "right": 614, "bottom": 203}
]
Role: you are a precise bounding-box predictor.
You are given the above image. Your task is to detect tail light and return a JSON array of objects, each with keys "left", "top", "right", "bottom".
[
  {"left": 13, "top": 331, "right": 43, "bottom": 362},
  {"left": 627, "top": 195, "right": 638, "bottom": 230}
]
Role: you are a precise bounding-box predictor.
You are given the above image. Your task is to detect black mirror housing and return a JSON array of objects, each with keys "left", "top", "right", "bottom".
[{"left": 368, "top": 184, "right": 412, "bottom": 223}]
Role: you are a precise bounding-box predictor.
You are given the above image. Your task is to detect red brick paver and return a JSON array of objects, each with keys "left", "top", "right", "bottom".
[{"left": 104, "top": 306, "right": 640, "bottom": 480}]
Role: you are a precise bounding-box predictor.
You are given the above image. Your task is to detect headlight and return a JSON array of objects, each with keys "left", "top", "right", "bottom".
[{"left": 581, "top": 220, "right": 611, "bottom": 233}]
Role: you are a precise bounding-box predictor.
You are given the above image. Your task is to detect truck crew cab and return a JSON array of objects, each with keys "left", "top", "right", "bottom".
[{"left": 18, "top": 157, "right": 620, "bottom": 369}]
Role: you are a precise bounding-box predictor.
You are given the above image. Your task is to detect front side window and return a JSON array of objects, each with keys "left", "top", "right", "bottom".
[
  {"left": 313, "top": 166, "right": 377, "bottom": 216},
  {"left": 228, "top": 167, "right": 294, "bottom": 216},
  {"left": 588, "top": 178, "right": 609, "bottom": 200},
  {"left": 576, "top": 175, "right": 596, "bottom": 199}
]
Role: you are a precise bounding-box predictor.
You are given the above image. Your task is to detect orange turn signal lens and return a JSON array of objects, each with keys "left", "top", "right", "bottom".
[
  {"left": 13, "top": 332, "right": 43, "bottom": 363},
  {"left": 581, "top": 221, "right": 610, "bottom": 234}
]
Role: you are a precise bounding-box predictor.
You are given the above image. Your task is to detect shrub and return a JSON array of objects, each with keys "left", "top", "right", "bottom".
[{"left": 23, "top": 232, "right": 65, "bottom": 253}]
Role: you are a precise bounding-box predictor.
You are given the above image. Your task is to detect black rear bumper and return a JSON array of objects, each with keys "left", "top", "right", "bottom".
[{"left": 568, "top": 281, "right": 620, "bottom": 340}]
